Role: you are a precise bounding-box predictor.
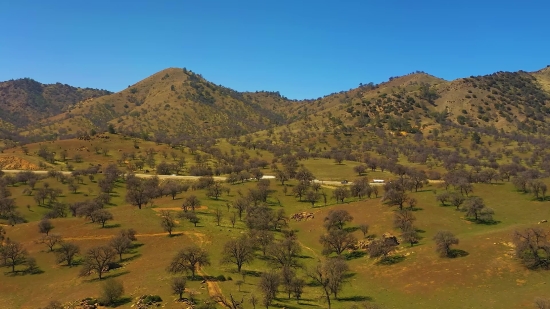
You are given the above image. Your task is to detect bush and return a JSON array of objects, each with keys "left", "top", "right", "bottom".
[
  {"left": 142, "top": 295, "right": 162, "bottom": 303},
  {"left": 215, "top": 275, "right": 226, "bottom": 281},
  {"left": 99, "top": 279, "right": 124, "bottom": 306}
]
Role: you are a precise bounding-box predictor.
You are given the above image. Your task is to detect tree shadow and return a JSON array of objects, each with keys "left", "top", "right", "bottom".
[
  {"left": 130, "top": 243, "right": 144, "bottom": 249},
  {"left": 344, "top": 251, "right": 367, "bottom": 260},
  {"left": 104, "top": 223, "right": 121, "bottom": 229},
  {"left": 448, "top": 249, "right": 469, "bottom": 258},
  {"left": 111, "top": 296, "right": 132, "bottom": 307},
  {"left": 123, "top": 254, "right": 142, "bottom": 262},
  {"left": 344, "top": 226, "right": 359, "bottom": 233},
  {"left": 243, "top": 270, "right": 262, "bottom": 277},
  {"left": 337, "top": 295, "right": 372, "bottom": 302},
  {"left": 377, "top": 255, "right": 406, "bottom": 265},
  {"left": 168, "top": 232, "right": 185, "bottom": 237}
]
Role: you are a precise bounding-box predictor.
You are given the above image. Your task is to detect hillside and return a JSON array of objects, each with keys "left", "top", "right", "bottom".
[
  {"left": 0, "top": 78, "right": 111, "bottom": 128},
  {"left": 28, "top": 68, "right": 295, "bottom": 141},
  {"left": 4, "top": 66, "right": 550, "bottom": 144}
]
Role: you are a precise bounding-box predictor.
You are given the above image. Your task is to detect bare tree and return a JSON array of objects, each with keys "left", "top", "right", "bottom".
[
  {"left": 1, "top": 241, "right": 28, "bottom": 272},
  {"left": 307, "top": 258, "right": 349, "bottom": 309},
  {"left": 320, "top": 229, "right": 357, "bottom": 255},
  {"left": 40, "top": 234, "right": 63, "bottom": 251},
  {"left": 401, "top": 226, "right": 419, "bottom": 247},
  {"left": 230, "top": 212, "right": 237, "bottom": 228},
  {"left": 268, "top": 236, "right": 302, "bottom": 269},
  {"left": 393, "top": 209, "right": 416, "bottom": 231},
  {"left": 110, "top": 235, "right": 132, "bottom": 262},
  {"left": 182, "top": 195, "right": 201, "bottom": 212},
  {"left": 91, "top": 209, "right": 113, "bottom": 228},
  {"left": 433, "top": 230, "right": 459, "bottom": 258},
  {"left": 171, "top": 277, "right": 187, "bottom": 300},
  {"left": 214, "top": 207, "right": 223, "bottom": 226},
  {"left": 464, "top": 197, "right": 494, "bottom": 222},
  {"left": 259, "top": 271, "right": 280, "bottom": 308},
  {"left": 214, "top": 293, "right": 245, "bottom": 309},
  {"left": 38, "top": 219, "right": 54, "bottom": 235},
  {"left": 55, "top": 242, "right": 80, "bottom": 266},
  {"left": 221, "top": 236, "right": 255, "bottom": 273},
  {"left": 160, "top": 210, "right": 177, "bottom": 236},
  {"left": 167, "top": 245, "right": 210, "bottom": 279},
  {"left": 359, "top": 223, "right": 369, "bottom": 238},
  {"left": 514, "top": 228, "right": 550, "bottom": 269},
  {"left": 80, "top": 246, "right": 117, "bottom": 279}
]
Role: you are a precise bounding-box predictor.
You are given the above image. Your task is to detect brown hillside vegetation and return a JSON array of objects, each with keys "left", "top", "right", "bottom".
[
  {"left": 32, "top": 68, "right": 294, "bottom": 140},
  {"left": 0, "top": 78, "right": 111, "bottom": 127}
]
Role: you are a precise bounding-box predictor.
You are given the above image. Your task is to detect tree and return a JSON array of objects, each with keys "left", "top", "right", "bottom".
[
  {"left": 449, "top": 193, "right": 465, "bottom": 210},
  {"left": 393, "top": 210, "right": 416, "bottom": 231},
  {"left": 323, "top": 209, "right": 353, "bottom": 231},
  {"left": 359, "top": 223, "right": 369, "bottom": 238},
  {"left": 268, "top": 236, "right": 302, "bottom": 269},
  {"left": 56, "top": 242, "right": 80, "bottom": 266},
  {"left": 232, "top": 198, "right": 249, "bottom": 220},
  {"left": 110, "top": 235, "right": 132, "bottom": 262},
  {"left": 40, "top": 234, "right": 63, "bottom": 251},
  {"left": 307, "top": 258, "right": 349, "bottom": 309},
  {"left": 168, "top": 245, "right": 210, "bottom": 279},
  {"left": 368, "top": 237, "right": 398, "bottom": 260},
  {"left": 275, "top": 170, "right": 289, "bottom": 185},
  {"left": 171, "top": 277, "right": 187, "bottom": 300},
  {"left": 514, "top": 228, "right": 550, "bottom": 269},
  {"left": 463, "top": 197, "right": 494, "bottom": 222},
  {"left": 383, "top": 189, "right": 408, "bottom": 210},
  {"left": 214, "top": 207, "right": 223, "bottom": 226},
  {"left": 180, "top": 211, "right": 200, "bottom": 227},
  {"left": 99, "top": 279, "right": 124, "bottom": 306},
  {"left": 292, "top": 182, "right": 309, "bottom": 201},
  {"left": 182, "top": 195, "right": 200, "bottom": 212},
  {"left": 280, "top": 266, "right": 297, "bottom": 299},
  {"left": 1, "top": 241, "right": 28, "bottom": 272},
  {"left": 80, "top": 246, "right": 117, "bottom": 279},
  {"left": 221, "top": 236, "right": 255, "bottom": 273},
  {"left": 402, "top": 226, "right": 419, "bottom": 247},
  {"left": 353, "top": 165, "right": 367, "bottom": 176},
  {"left": 305, "top": 190, "right": 320, "bottom": 207},
  {"left": 160, "top": 210, "right": 177, "bottom": 236},
  {"left": 332, "top": 186, "right": 350, "bottom": 203},
  {"left": 207, "top": 182, "right": 225, "bottom": 200},
  {"left": 433, "top": 230, "right": 459, "bottom": 258},
  {"left": 320, "top": 229, "right": 357, "bottom": 255},
  {"left": 91, "top": 209, "right": 113, "bottom": 228},
  {"left": 259, "top": 271, "right": 280, "bottom": 308},
  {"left": 249, "top": 229, "right": 274, "bottom": 256},
  {"left": 125, "top": 181, "right": 150, "bottom": 209},
  {"left": 38, "top": 219, "right": 54, "bottom": 235}
]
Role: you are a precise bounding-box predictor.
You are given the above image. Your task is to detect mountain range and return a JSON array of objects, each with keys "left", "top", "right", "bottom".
[{"left": 1, "top": 65, "right": 550, "bottom": 142}]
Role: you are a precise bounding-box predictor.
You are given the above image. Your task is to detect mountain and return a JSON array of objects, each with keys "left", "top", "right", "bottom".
[
  {"left": 5, "top": 65, "right": 550, "bottom": 142},
  {"left": 0, "top": 78, "right": 111, "bottom": 128},
  {"left": 27, "top": 68, "right": 295, "bottom": 140},
  {"left": 277, "top": 68, "right": 550, "bottom": 136}
]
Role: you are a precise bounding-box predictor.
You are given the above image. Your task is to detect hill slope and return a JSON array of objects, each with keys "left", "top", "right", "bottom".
[
  {"left": 31, "top": 68, "right": 294, "bottom": 140},
  {"left": 0, "top": 78, "right": 111, "bottom": 128}
]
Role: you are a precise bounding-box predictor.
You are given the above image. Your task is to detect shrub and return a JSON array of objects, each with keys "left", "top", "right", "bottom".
[{"left": 216, "top": 275, "right": 227, "bottom": 281}]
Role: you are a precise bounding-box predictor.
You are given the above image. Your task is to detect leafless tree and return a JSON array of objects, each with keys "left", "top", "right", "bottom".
[
  {"left": 359, "top": 223, "right": 369, "bottom": 238},
  {"left": 259, "top": 271, "right": 280, "bottom": 308},
  {"left": 40, "top": 234, "right": 63, "bottom": 251},
  {"left": 171, "top": 277, "right": 187, "bottom": 300},
  {"left": 38, "top": 218, "right": 54, "bottom": 235},
  {"left": 80, "top": 246, "right": 117, "bottom": 279},
  {"left": 323, "top": 209, "right": 353, "bottom": 231},
  {"left": 110, "top": 235, "right": 132, "bottom": 262},
  {"left": 160, "top": 210, "right": 177, "bottom": 236},
  {"left": 55, "top": 242, "right": 80, "bottom": 266},
  {"left": 514, "top": 228, "right": 550, "bottom": 269},
  {"left": 167, "top": 245, "right": 210, "bottom": 279},
  {"left": 320, "top": 229, "right": 357, "bottom": 255},
  {"left": 221, "top": 236, "right": 255, "bottom": 273}
]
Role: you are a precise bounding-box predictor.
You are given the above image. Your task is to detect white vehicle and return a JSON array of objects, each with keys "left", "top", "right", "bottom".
[{"left": 373, "top": 179, "right": 385, "bottom": 183}]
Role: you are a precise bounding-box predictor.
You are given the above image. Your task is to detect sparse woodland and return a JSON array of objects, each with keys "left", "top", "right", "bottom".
[{"left": 1, "top": 66, "right": 550, "bottom": 308}]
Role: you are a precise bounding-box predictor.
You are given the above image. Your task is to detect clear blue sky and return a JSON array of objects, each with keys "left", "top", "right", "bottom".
[{"left": 1, "top": 0, "right": 548, "bottom": 99}]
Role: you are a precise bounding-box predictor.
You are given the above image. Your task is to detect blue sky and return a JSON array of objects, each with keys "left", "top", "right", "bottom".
[{"left": 0, "top": 0, "right": 548, "bottom": 99}]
